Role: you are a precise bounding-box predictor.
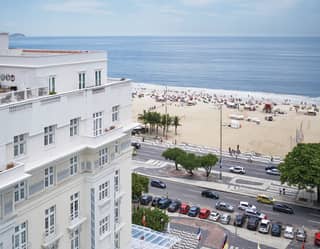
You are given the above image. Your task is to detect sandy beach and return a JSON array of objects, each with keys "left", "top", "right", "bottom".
[{"left": 132, "top": 83, "right": 320, "bottom": 158}]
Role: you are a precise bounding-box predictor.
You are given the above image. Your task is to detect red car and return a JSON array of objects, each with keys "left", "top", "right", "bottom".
[
  {"left": 315, "top": 232, "right": 320, "bottom": 246},
  {"left": 179, "top": 203, "right": 190, "bottom": 215},
  {"left": 199, "top": 208, "right": 210, "bottom": 219}
]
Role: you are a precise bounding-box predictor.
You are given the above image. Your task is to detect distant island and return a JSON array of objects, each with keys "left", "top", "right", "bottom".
[{"left": 10, "top": 33, "right": 26, "bottom": 38}]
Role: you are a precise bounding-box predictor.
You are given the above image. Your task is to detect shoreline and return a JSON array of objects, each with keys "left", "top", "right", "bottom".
[{"left": 133, "top": 82, "right": 320, "bottom": 105}]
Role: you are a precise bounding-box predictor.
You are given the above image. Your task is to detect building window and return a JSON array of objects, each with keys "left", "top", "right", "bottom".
[
  {"left": 95, "top": 70, "right": 102, "bottom": 86},
  {"left": 93, "top": 112, "right": 103, "bottom": 136},
  {"left": 112, "top": 105, "right": 119, "bottom": 122},
  {"left": 70, "top": 118, "right": 79, "bottom": 137},
  {"left": 115, "top": 200, "right": 119, "bottom": 224},
  {"left": 78, "top": 72, "right": 86, "bottom": 89},
  {"left": 14, "top": 182, "right": 25, "bottom": 203},
  {"left": 114, "top": 170, "right": 119, "bottom": 192},
  {"left": 98, "top": 181, "right": 109, "bottom": 201},
  {"left": 99, "top": 216, "right": 109, "bottom": 236},
  {"left": 44, "top": 125, "right": 55, "bottom": 146},
  {"left": 44, "top": 166, "right": 54, "bottom": 188},
  {"left": 70, "top": 192, "right": 79, "bottom": 221},
  {"left": 115, "top": 141, "right": 119, "bottom": 154},
  {"left": 13, "top": 221, "right": 27, "bottom": 249},
  {"left": 13, "top": 134, "right": 26, "bottom": 157},
  {"left": 70, "top": 156, "right": 78, "bottom": 176},
  {"left": 99, "top": 147, "right": 108, "bottom": 166},
  {"left": 49, "top": 76, "right": 56, "bottom": 93},
  {"left": 71, "top": 228, "right": 80, "bottom": 249},
  {"left": 115, "top": 232, "right": 120, "bottom": 249},
  {"left": 45, "top": 206, "right": 55, "bottom": 236}
]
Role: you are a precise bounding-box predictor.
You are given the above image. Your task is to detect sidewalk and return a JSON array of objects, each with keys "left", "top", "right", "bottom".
[{"left": 132, "top": 160, "right": 319, "bottom": 210}]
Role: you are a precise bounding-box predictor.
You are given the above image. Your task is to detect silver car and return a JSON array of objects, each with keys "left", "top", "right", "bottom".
[
  {"left": 296, "top": 227, "right": 307, "bottom": 242},
  {"left": 208, "top": 211, "right": 220, "bottom": 222},
  {"left": 220, "top": 213, "right": 231, "bottom": 225}
]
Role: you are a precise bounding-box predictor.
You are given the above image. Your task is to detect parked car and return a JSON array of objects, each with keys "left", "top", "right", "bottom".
[
  {"left": 256, "top": 194, "right": 275, "bottom": 204},
  {"left": 158, "top": 198, "right": 172, "bottom": 209},
  {"left": 209, "top": 211, "right": 220, "bottom": 222},
  {"left": 273, "top": 203, "right": 294, "bottom": 214},
  {"left": 265, "top": 165, "right": 277, "bottom": 171},
  {"left": 258, "top": 219, "right": 271, "bottom": 234},
  {"left": 315, "top": 231, "right": 320, "bottom": 246},
  {"left": 131, "top": 142, "right": 141, "bottom": 149},
  {"left": 247, "top": 216, "right": 259, "bottom": 231},
  {"left": 151, "top": 197, "right": 161, "bottom": 207},
  {"left": 140, "top": 195, "right": 152, "bottom": 205},
  {"left": 296, "top": 227, "right": 307, "bottom": 242},
  {"left": 266, "top": 168, "right": 280, "bottom": 176},
  {"left": 150, "top": 179, "right": 166, "bottom": 189},
  {"left": 215, "top": 201, "right": 234, "bottom": 212},
  {"left": 167, "top": 200, "right": 181, "bottom": 212},
  {"left": 199, "top": 208, "right": 211, "bottom": 219},
  {"left": 179, "top": 203, "right": 190, "bottom": 215},
  {"left": 229, "top": 166, "right": 245, "bottom": 174},
  {"left": 271, "top": 223, "right": 282, "bottom": 237},
  {"left": 220, "top": 213, "right": 231, "bottom": 225},
  {"left": 284, "top": 225, "right": 295, "bottom": 239},
  {"left": 188, "top": 206, "right": 200, "bottom": 217},
  {"left": 201, "top": 190, "right": 219, "bottom": 199},
  {"left": 238, "top": 201, "right": 256, "bottom": 211},
  {"left": 245, "top": 208, "right": 267, "bottom": 220},
  {"left": 234, "top": 214, "right": 246, "bottom": 227}
]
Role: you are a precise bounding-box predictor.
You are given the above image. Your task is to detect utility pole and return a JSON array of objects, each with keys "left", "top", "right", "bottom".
[
  {"left": 219, "top": 104, "right": 223, "bottom": 180},
  {"left": 165, "top": 85, "right": 168, "bottom": 140}
]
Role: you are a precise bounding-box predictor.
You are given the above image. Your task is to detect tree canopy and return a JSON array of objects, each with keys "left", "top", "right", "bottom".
[
  {"left": 132, "top": 173, "right": 149, "bottom": 200},
  {"left": 176, "top": 152, "right": 201, "bottom": 176},
  {"left": 279, "top": 143, "right": 320, "bottom": 202},
  {"left": 132, "top": 207, "right": 169, "bottom": 232},
  {"left": 162, "top": 147, "right": 186, "bottom": 170},
  {"left": 200, "top": 153, "right": 219, "bottom": 177}
]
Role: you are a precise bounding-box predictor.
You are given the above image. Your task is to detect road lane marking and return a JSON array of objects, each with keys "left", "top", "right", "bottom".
[
  {"left": 309, "top": 213, "right": 320, "bottom": 218},
  {"left": 308, "top": 219, "right": 320, "bottom": 224}
]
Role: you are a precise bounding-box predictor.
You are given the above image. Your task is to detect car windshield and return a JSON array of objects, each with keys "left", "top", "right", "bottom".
[{"left": 190, "top": 207, "right": 198, "bottom": 211}]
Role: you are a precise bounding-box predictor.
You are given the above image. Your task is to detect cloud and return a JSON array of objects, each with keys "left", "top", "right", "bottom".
[
  {"left": 43, "top": 0, "right": 112, "bottom": 15},
  {"left": 179, "top": 0, "right": 216, "bottom": 6}
]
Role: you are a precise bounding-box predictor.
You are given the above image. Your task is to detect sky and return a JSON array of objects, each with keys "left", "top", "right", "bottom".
[{"left": 1, "top": 0, "right": 320, "bottom": 36}]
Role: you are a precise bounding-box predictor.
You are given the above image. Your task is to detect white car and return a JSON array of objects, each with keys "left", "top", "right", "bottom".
[
  {"left": 258, "top": 219, "right": 270, "bottom": 234},
  {"left": 284, "top": 225, "right": 295, "bottom": 239},
  {"left": 266, "top": 168, "right": 280, "bottom": 176},
  {"left": 229, "top": 166, "right": 245, "bottom": 174},
  {"left": 238, "top": 201, "right": 257, "bottom": 211},
  {"left": 245, "top": 208, "right": 267, "bottom": 220},
  {"left": 209, "top": 211, "right": 220, "bottom": 222}
]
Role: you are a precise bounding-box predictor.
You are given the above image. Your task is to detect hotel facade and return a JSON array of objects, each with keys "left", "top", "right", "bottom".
[{"left": 0, "top": 33, "right": 133, "bottom": 249}]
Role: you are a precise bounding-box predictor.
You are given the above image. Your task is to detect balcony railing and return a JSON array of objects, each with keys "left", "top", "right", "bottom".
[{"left": 0, "top": 87, "right": 48, "bottom": 104}]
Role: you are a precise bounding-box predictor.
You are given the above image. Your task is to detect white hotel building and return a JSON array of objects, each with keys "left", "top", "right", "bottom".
[{"left": 0, "top": 33, "right": 134, "bottom": 249}]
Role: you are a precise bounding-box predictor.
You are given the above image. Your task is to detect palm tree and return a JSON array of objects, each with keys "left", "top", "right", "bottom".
[{"left": 173, "top": 116, "right": 181, "bottom": 135}]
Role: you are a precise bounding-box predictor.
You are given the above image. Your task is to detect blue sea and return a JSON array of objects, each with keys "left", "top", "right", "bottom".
[{"left": 10, "top": 36, "right": 320, "bottom": 98}]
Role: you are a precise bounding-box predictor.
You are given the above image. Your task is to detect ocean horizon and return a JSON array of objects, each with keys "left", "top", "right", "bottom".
[{"left": 10, "top": 36, "right": 320, "bottom": 98}]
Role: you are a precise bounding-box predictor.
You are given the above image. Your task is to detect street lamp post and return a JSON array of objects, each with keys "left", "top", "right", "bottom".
[
  {"left": 165, "top": 85, "right": 168, "bottom": 140},
  {"left": 219, "top": 104, "right": 223, "bottom": 180}
]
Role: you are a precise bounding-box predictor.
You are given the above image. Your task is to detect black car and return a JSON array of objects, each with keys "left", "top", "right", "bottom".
[
  {"left": 201, "top": 190, "right": 219, "bottom": 199},
  {"left": 131, "top": 142, "right": 141, "bottom": 149},
  {"left": 140, "top": 195, "right": 152, "bottom": 205},
  {"left": 271, "top": 223, "right": 282, "bottom": 237},
  {"left": 265, "top": 165, "right": 277, "bottom": 171},
  {"left": 150, "top": 179, "right": 166, "bottom": 189},
  {"left": 188, "top": 206, "right": 200, "bottom": 217},
  {"left": 234, "top": 214, "right": 246, "bottom": 227},
  {"left": 272, "top": 203, "right": 294, "bottom": 214},
  {"left": 158, "top": 198, "right": 172, "bottom": 209},
  {"left": 167, "top": 200, "right": 182, "bottom": 212},
  {"left": 247, "top": 216, "right": 259, "bottom": 231},
  {"left": 151, "top": 197, "right": 161, "bottom": 207}
]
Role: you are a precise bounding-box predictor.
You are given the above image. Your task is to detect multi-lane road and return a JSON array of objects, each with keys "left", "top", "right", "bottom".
[
  {"left": 134, "top": 143, "right": 320, "bottom": 231},
  {"left": 135, "top": 143, "right": 281, "bottom": 180}
]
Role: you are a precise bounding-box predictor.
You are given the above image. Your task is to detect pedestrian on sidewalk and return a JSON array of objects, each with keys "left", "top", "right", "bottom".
[
  {"left": 279, "top": 188, "right": 282, "bottom": 195},
  {"left": 283, "top": 188, "right": 286, "bottom": 195}
]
